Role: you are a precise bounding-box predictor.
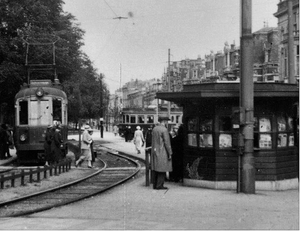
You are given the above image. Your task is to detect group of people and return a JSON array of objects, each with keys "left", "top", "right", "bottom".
[
  {"left": 0, "top": 123, "right": 13, "bottom": 160},
  {"left": 75, "top": 125, "right": 94, "bottom": 168},
  {"left": 44, "top": 121, "right": 64, "bottom": 166},
  {"left": 131, "top": 116, "right": 184, "bottom": 190}
]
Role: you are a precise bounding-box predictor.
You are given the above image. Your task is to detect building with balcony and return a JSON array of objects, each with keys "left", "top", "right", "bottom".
[{"left": 274, "top": 0, "right": 299, "bottom": 82}]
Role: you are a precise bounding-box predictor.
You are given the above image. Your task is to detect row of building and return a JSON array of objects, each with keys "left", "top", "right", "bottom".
[{"left": 105, "top": 0, "right": 299, "bottom": 131}]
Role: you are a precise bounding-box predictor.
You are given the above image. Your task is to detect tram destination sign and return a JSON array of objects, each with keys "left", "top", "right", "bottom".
[{"left": 30, "top": 80, "right": 52, "bottom": 87}]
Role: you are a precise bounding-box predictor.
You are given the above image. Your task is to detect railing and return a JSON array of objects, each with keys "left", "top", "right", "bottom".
[{"left": 0, "top": 159, "right": 72, "bottom": 189}]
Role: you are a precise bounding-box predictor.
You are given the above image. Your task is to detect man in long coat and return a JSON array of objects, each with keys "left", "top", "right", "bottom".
[{"left": 151, "top": 116, "right": 173, "bottom": 190}]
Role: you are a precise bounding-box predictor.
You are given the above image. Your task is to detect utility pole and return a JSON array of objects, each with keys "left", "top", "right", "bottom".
[
  {"left": 288, "top": 0, "right": 295, "bottom": 84},
  {"left": 238, "top": 0, "right": 255, "bottom": 194},
  {"left": 167, "top": 49, "right": 171, "bottom": 119},
  {"left": 99, "top": 73, "right": 104, "bottom": 138}
]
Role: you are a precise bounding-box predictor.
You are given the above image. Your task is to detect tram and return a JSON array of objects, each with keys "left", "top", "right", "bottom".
[
  {"left": 14, "top": 79, "right": 68, "bottom": 164},
  {"left": 118, "top": 108, "right": 183, "bottom": 139}
]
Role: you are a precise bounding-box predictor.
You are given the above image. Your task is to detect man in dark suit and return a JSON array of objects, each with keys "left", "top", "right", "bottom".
[{"left": 151, "top": 116, "right": 173, "bottom": 190}]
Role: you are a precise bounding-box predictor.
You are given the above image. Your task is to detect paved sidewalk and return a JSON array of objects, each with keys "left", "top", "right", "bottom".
[{"left": 0, "top": 130, "right": 299, "bottom": 230}]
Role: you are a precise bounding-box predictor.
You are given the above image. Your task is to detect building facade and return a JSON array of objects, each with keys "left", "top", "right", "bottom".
[{"left": 274, "top": 0, "right": 299, "bottom": 82}]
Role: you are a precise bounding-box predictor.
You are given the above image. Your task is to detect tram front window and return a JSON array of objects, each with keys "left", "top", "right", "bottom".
[
  {"left": 53, "top": 99, "right": 62, "bottom": 123},
  {"left": 30, "top": 100, "right": 51, "bottom": 125},
  {"left": 19, "top": 101, "right": 28, "bottom": 125}
]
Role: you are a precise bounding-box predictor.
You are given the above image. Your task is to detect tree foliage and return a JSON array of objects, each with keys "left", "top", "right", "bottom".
[{"left": 0, "top": 0, "right": 109, "bottom": 124}]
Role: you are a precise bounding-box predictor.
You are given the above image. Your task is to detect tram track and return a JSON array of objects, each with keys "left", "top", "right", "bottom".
[{"left": 0, "top": 151, "right": 141, "bottom": 217}]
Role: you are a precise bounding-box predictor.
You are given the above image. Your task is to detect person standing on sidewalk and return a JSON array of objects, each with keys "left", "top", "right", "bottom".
[
  {"left": 51, "top": 122, "right": 63, "bottom": 164},
  {"left": 133, "top": 126, "right": 145, "bottom": 154},
  {"left": 151, "top": 116, "right": 173, "bottom": 190},
  {"left": 88, "top": 128, "right": 95, "bottom": 165},
  {"left": 76, "top": 125, "right": 93, "bottom": 168},
  {"left": 113, "top": 124, "right": 119, "bottom": 136},
  {"left": 44, "top": 125, "right": 54, "bottom": 166},
  {"left": 169, "top": 124, "right": 184, "bottom": 182},
  {"left": 0, "top": 124, "right": 9, "bottom": 160}
]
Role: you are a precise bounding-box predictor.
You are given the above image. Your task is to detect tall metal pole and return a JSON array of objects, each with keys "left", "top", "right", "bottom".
[
  {"left": 239, "top": 0, "right": 255, "bottom": 194},
  {"left": 288, "top": 0, "right": 295, "bottom": 84},
  {"left": 167, "top": 49, "right": 171, "bottom": 119},
  {"left": 100, "top": 73, "right": 103, "bottom": 138}
]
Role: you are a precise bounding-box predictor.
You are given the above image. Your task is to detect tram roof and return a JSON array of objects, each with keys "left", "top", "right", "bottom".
[
  {"left": 156, "top": 82, "right": 299, "bottom": 104},
  {"left": 15, "top": 86, "right": 67, "bottom": 99}
]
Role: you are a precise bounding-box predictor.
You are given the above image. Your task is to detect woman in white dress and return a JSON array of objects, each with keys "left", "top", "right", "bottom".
[{"left": 133, "top": 126, "right": 145, "bottom": 154}]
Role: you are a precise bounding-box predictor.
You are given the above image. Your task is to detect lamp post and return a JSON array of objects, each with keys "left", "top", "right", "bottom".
[{"left": 99, "top": 73, "right": 104, "bottom": 138}]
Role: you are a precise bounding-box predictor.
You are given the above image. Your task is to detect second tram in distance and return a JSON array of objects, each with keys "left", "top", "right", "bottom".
[{"left": 118, "top": 109, "right": 183, "bottom": 139}]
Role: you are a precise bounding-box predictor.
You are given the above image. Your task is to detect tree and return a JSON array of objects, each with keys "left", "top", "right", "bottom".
[{"left": 0, "top": 0, "right": 110, "bottom": 125}]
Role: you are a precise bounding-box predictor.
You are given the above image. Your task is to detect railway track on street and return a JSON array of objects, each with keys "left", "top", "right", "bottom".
[{"left": 0, "top": 151, "right": 141, "bottom": 217}]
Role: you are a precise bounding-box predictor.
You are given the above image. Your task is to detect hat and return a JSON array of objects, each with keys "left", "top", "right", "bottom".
[
  {"left": 84, "top": 125, "right": 90, "bottom": 130},
  {"left": 88, "top": 127, "right": 93, "bottom": 132},
  {"left": 158, "top": 115, "right": 170, "bottom": 122},
  {"left": 136, "top": 126, "right": 141, "bottom": 130}
]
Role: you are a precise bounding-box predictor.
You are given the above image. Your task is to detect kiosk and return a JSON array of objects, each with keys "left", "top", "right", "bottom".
[{"left": 157, "top": 83, "right": 299, "bottom": 190}]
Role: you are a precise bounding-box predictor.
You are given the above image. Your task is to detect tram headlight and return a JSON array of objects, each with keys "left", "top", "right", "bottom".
[
  {"left": 20, "top": 134, "right": 27, "bottom": 141},
  {"left": 35, "top": 87, "right": 44, "bottom": 97}
]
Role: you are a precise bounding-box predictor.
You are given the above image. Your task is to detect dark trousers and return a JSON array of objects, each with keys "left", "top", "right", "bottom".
[{"left": 153, "top": 171, "right": 166, "bottom": 189}]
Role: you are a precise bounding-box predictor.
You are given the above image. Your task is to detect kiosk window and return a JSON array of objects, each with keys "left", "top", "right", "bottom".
[
  {"left": 188, "top": 118, "right": 197, "bottom": 132},
  {"left": 187, "top": 117, "right": 198, "bottom": 147},
  {"left": 199, "top": 116, "right": 213, "bottom": 148},
  {"left": 219, "top": 116, "right": 231, "bottom": 131},
  {"left": 260, "top": 134, "right": 272, "bottom": 149},
  {"left": 277, "top": 116, "right": 286, "bottom": 131},
  {"left": 219, "top": 116, "right": 232, "bottom": 148},
  {"left": 219, "top": 134, "right": 232, "bottom": 148},
  {"left": 199, "top": 134, "right": 213, "bottom": 147},
  {"left": 277, "top": 116, "right": 294, "bottom": 148},
  {"left": 188, "top": 133, "right": 197, "bottom": 147}
]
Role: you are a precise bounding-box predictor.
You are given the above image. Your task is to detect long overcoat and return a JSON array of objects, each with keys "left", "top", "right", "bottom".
[
  {"left": 51, "top": 128, "right": 63, "bottom": 163},
  {"left": 151, "top": 124, "right": 173, "bottom": 172}
]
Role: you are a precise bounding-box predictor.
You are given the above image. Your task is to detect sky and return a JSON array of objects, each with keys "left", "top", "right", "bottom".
[{"left": 63, "top": 0, "right": 279, "bottom": 93}]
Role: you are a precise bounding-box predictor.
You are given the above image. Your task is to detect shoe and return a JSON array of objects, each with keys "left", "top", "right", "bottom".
[
  {"left": 75, "top": 162, "right": 78, "bottom": 168},
  {"left": 156, "top": 186, "right": 168, "bottom": 190},
  {"left": 88, "top": 166, "right": 93, "bottom": 168}
]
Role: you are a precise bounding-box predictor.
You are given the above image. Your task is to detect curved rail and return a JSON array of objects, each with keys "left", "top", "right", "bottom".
[{"left": 0, "top": 152, "right": 141, "bottom": 217}]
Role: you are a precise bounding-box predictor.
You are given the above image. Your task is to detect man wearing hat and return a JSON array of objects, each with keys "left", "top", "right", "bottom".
[
  {"left": 44, "top": 125, "right": 54, "bottom": 166},
  {"left": 150, "top": 115, "right": 173, "bottom": 190},
  {"left": 76, "top": 125, "right": 93, "bottom": 168}
]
